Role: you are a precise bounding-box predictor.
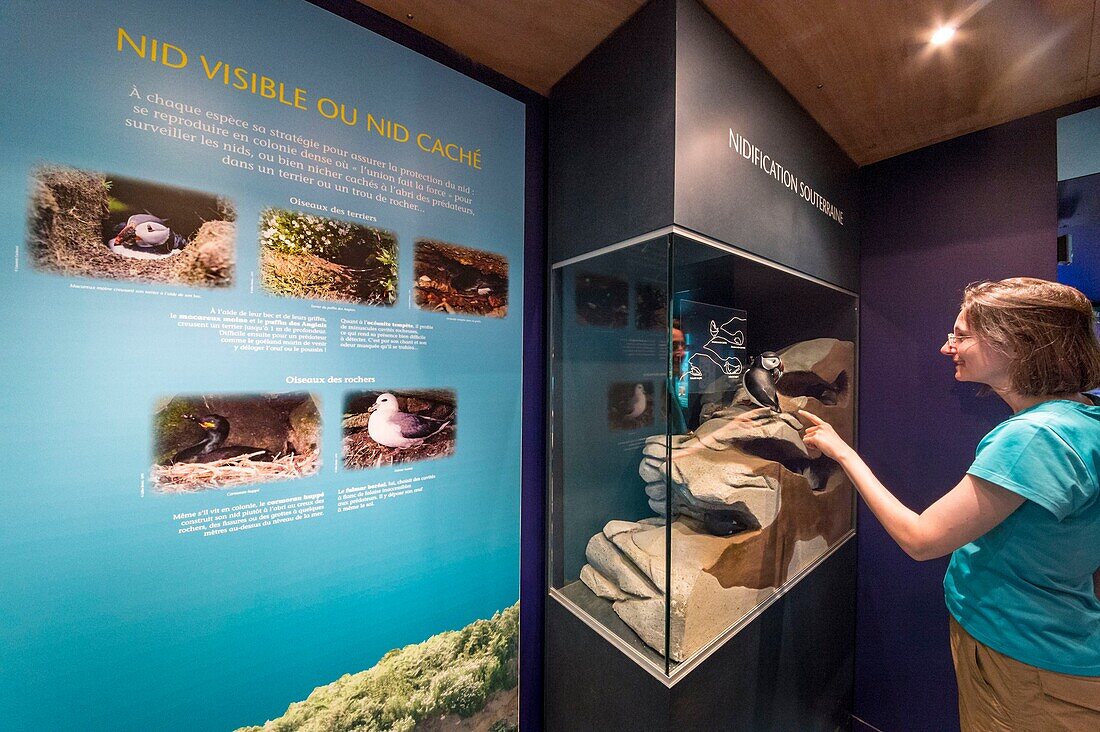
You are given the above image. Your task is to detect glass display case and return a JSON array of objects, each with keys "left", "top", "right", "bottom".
[{"left": 549, "top": 231, "right": 858, "bottom": 677}]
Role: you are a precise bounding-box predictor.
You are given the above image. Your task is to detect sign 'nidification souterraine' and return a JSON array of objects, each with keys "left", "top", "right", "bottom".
[{"left": 729, "top": 130, "right": 845, "bottom": 225}]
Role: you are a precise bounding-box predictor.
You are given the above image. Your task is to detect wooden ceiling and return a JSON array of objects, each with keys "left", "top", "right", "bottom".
[{"left": 361, "top": 1, "right": 1100, "bottom": 165}]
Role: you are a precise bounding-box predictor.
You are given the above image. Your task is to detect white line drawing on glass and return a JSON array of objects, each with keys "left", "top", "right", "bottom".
[{"left": 686, "top": 318, "right": 746, "bottom": 380}]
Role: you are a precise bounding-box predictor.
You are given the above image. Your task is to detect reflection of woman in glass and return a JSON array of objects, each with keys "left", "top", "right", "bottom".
[
  {"left": 670, "top": 320, "right": 689, "bottom": 433},
  {"left": 801, "top": 278, "right": 1100, "bottom": 730}
]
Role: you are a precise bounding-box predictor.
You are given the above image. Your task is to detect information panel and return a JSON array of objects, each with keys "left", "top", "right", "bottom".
[{"left": 0, "top": 2, "right": 524, "bottom": 729}]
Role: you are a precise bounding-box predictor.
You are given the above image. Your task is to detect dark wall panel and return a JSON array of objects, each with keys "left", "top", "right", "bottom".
[
  {"left": 547, "top": 541, "right": 856, "bottom": 731},
  {"left": 674, "top": 0, "right": 858, "bottom": 291},
  {"left": 545, "top": 599, "right": 671, "bottom": 732},
  {"left": 856, "top": 110, "right": 1064, "bottom": 732},
  {"left": 670, "top": 540, "right": 856, "bottom": 732},
  {"left": 548, "top": 0, "right": 677, "bottom": 263}
]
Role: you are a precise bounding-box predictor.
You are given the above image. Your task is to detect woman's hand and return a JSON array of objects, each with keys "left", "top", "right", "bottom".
[{"left": 798, "top": 410, "right": 854, "bottom": 462}]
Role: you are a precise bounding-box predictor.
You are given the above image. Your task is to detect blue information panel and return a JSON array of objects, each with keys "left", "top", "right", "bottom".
[{"left": 0, "top": 2, "right": 524, "bottom": 729}]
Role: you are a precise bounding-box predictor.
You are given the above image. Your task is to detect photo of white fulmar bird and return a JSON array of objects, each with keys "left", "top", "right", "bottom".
[
  {"left": 106, "top": 214, "right": 188, "bottom": 259},
  {"left": 367, "top": 393, "right": 453, "bottom": 449},
  {"left": 623, "top": 383, "right": 648, "bottom": 419}
]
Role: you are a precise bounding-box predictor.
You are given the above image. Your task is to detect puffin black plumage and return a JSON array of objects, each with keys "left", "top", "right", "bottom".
[
  {"left": 107, "top": 214, "right": 188, "bottom": 259},
  {"left": 742, "top": 351, "right": 784, "bottom": 412},
  {"left": 169, "top": 414, "right": 275, "bottom": 464}
]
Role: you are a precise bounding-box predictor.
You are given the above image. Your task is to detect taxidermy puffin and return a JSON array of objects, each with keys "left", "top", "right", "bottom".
[
  {"left": 169, "top": 414, "right": 275, "bottom": 464},
  {"left": 107, "top": 214, "right": 188, "bottom": 259},
  {"left": 743, "top": 351, "right": 784, "bottom": 412},
  {"left": 367, "top": 393, "right": 452, "bottom": 449}
]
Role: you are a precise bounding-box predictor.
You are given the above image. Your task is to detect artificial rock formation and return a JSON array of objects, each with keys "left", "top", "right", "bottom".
[{"left": 580, "top": 337, "right": 855, "bottom": 662}]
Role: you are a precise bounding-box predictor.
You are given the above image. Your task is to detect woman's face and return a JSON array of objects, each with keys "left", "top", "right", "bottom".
[{"left": 940, "top": 309, "right": 1013, "bottom": 388}]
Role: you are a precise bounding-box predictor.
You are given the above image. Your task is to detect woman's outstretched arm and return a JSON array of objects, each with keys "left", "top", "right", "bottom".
[{"left": 799, "top": 410, "right": 1024, "bottom": 561}]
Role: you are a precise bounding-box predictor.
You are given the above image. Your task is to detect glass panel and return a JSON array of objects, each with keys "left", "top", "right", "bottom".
[
  {"left": 665, "top": 234, "right": 857, "bottom": 669},
  {"left": 549, "top": 235, "right": 672, "bottom": 672},
  {"left": 549, "top": 231, "right": 858, "bottom": 677}
]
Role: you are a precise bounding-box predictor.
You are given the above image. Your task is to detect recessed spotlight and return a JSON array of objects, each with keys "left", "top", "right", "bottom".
[
  {"left": 930, "top": 25, "right": 956, "bottom": 45},
  {"left": 406, "top": 13, "right": 414, "bottom": 20}
]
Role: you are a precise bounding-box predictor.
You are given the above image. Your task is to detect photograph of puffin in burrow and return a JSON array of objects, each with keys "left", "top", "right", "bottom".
[
  {"left": 574, "top": 272, "right": 628, "bottom": 327},
  {"left": 259, "top": 208, "right": 398, "bottom": 306},
  {"left": 608, "top": 381, "right": 654, "bottom": 430},
  {"left": 27, "top": 165, "right": 235, "bottom": 287},
  {"left": 151, "top": 393, "right": 321, "bottom": 493},
  {"left": 343, "top": 389, "right": 456, "bottom": 469},
  {"left": 413, "top": 239, "right": 508, "bottom": 317}
]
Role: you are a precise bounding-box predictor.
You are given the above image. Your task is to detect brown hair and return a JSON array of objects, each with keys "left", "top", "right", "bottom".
[{"left": 962, "top": 277, "right": 1100, "bottom": 396}]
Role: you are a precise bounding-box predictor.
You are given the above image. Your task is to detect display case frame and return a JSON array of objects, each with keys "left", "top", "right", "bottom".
[{"left": 548, "top": 225, "right": 859, "bottom": 683}]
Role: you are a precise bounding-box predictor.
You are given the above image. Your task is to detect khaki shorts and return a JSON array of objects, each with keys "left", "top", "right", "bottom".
[{"left": 950, "top": 616, "right": 1100, "bottom": 731}]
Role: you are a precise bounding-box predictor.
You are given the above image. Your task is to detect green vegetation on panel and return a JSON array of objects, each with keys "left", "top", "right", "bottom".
[
  {"left": 258, "top": 208, "right": 398, "bottom": 306},
  {"left": 238, "top": 603, "right": 519, "bottom": 732}
]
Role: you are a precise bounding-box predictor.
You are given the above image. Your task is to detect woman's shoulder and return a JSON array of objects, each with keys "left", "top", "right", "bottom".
[
  {"left": 972, "top": 399, "right": 1100, "bottom": 519},
  {"left": 993, "top": 397, "right": 1100, "bottom": 435}
]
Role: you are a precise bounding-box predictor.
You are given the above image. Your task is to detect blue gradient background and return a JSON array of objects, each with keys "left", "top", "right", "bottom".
[{"left": 0, "top": 1, "right": 524, "bottom": 729}]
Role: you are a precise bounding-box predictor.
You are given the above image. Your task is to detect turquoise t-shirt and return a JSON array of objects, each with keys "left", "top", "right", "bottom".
[{"left": 944, "top": 398, "right": 1100, "bottom": 676}]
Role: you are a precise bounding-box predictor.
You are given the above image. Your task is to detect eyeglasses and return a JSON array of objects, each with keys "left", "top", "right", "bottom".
[{"left": 945, "top": 333, "right": 973, "bottom": 348}]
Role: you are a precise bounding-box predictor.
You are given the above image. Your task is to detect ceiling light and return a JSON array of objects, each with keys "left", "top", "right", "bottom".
[{"left": 930, "top": 25, "right": 956, "bottom": 45}]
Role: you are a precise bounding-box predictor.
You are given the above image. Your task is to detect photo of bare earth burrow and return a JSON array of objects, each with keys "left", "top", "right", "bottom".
[
  {"left": 414, "top": 239, "right": 508, "bottom": 317},
  {"left": 259, "top": 208, "right": 398, "bottom": 306},
  {"left": 27, "top": 165, "right": 235, "bottom": 287}
]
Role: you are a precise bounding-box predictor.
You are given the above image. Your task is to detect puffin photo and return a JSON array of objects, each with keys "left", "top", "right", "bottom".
[{"left": 106, "top": 214, "right": 188, "bottom": 259}]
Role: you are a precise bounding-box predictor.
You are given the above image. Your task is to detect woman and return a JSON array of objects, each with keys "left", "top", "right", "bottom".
[{"left": 800, "top": 277, "right": 1100, "bottom": 731}]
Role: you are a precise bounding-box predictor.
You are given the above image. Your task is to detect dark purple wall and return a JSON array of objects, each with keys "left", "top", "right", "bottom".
[{"left": 855, "top": 105, "right": 1089, "bottom": 730}]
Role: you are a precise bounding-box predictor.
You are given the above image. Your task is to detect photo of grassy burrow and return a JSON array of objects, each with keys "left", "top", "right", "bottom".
[{"left": 259, "top": 208, "right": 398, "bottom": 306}]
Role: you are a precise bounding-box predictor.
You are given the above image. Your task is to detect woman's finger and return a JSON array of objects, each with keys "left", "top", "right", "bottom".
[{"left": 797, "top": 409, "right": 826, "bottom": 427}]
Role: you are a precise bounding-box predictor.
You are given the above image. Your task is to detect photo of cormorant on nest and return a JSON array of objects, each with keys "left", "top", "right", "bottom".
[
  {"left": 413, "top": 239, "right": 508, "bottom": 317},
  {"left": 575, "top": 272, "right": 628, "bottom": 327},
  {"left": 27, "top": 165, "right": 235, "bottom": 287},
  {"left": 608, "top": 381, "right": 655, "bottom": 430},
  {"left": 151, "top": 393, "right": 321, "bottom": 493},
  {"left": 343, "top": 389, "right": 456, "bottom": 469},
  {"left": 258, "top": 208, "right": 398, "bottom": 306}
]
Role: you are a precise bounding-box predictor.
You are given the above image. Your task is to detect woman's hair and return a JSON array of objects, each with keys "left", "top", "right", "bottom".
[{"left": 962, "top": 277, "right": 1100, "bottom": 396}]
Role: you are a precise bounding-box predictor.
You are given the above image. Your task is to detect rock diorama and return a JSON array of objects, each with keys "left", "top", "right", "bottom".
[{"left": 579, "top": 338, "right": 855, "bottom": 662}]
